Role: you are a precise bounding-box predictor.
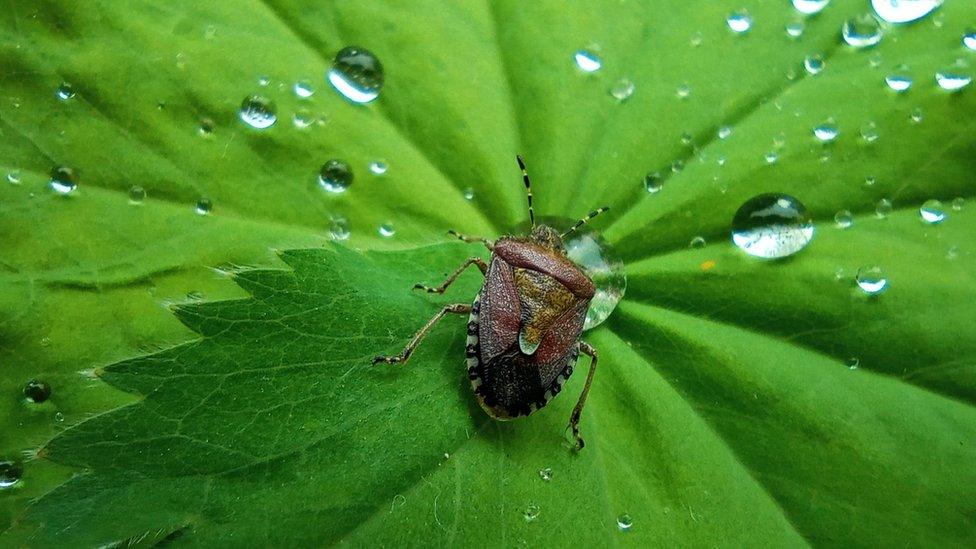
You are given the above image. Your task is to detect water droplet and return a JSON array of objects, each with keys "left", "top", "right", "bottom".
[
  {"left": 909, "top": 107, "right": 923, "bottom": 123},
  {"left": 786, "top": 22, "right": 806, "bottom": 38},
  {"left": 523, "top": 504, "right": 540, "bottom": 522},
  {"left": 257, "top": 75, "right": 271, "bottom": 87},
  {"left": 885, "top": 72, "right": 913, "bottom": 92},
  {"left": 856, "top": 266, "right": 888, "bottom": 294},
  {"left": 7, "top": 170, "right": 21, "bottom": 185},
  {"left": 128, "top": 185, "right": 146, "bottom": 204},
  {"left": 676, "top": 83, "right": 691, "bottom": 99},
  {"left": 813, "top": 122, "right": 839, "bottom": 142},
  {"left": 292, "top": 109, "right": 314, "bottom": 129},
  {"left": 716, "top": 155, "right": 727, "bottom": 167},
  {"left": 804, "top": 54, "right": 825, "bottom": 75},
  {"left": 378, "top": 223, "right": 396, "bottom": 237},
  {"left": 329, "top": 216, "right": 350, "bottom": 241},
  {"left": 793, "top": 0, "right": 831, "bottom": 15},
  {"left": 842, "top": 14, "right": 883, "bottom": 48},
  {"left": 293, "top": 80, "right": 314, "bottom": 98},
  {"left": 680, "top": 132, "right": 694, "bottom": 146},
  {"left": 318, "top": 160, "right": 353, "bottom": 193},
  {"left": 764, "top": 151, "right": 779, "bottom": 164},
  {"left": 875, "top": 198, "right": 893, "bottom": 218},
  {"left": 690, "top": 32, "right": 703, "bottom": 47},
  {"left": 204, "top": 24, "right": 217, "bottom": 39},
  {"left": 834, "top": 210, "right": 854, "bottom": 228},
  {"left": 198, "top": 117, "right": 215, "bottom": 137},
  {"left": 644, "top": 172, "right": 662, "bottom": 194},
  {"left": 617, "top": 513, "right": 634, "bottom": 532},
  {"left": 564, "top": 232, "right": 626, "bottom": 330},
  {"left": 55, "top": 82, "right": 75, "bottom": 101},
  {"left": 773, "top": 133, "right": 787, "bottom": 148},
  {"left": 732, "top": 194, "right": 814, "bottom": 259},
  {"left": 195, "top": 197, "right": 212, "bottom": 215},
  {"left": 49, "top": 166, "right": 77, "bottom": 195},
  {"left": 935, "top": 71, "right": 972, "bottom": 91},
  {"left": 689, "top": 236, "right": 707, "bottom": 249},
  {"left": 538, "top": 468, "right": 553, "bottom": 481},
  {"left": 727, "top": 11, "right": 753, "bottom": 34},
  {"left": 871, "top": 0, "right": 942, "bottom": 24},
  {"left": 860, "top": 122, "right": 879, "bottom": 143},
  {"left": 0, "top": 461, "right": 23, "bottom": 489},
  {"left": 238, "top": 94, "right": 277, "bottom": 129},
  {"left": 946, "top": 245, "right": 959, "bottom": 260},
  {"left": 574, "top": 50, "right": 602, "bottom": 73},
  {"left": 610, "top": 78, "right": 635, "bottom": 101},
  {"left": 964, "top": 32, "right": 976, "bottom": 51},
  {"left": 368, "top": 161, "right": 388, "bottom": 175},
  {"left": 463, "top": 187, "right": 475, "bottom": 201},
  {"left": 919, "top": 199, "right": 946, "bottom": 223},
  {"left": 671, "top": 160, "right": 684, "bottom": 174},
  {"left": 864, "top": 175, "right": 877, "bottom": 187},
  {"left": 846, "top": 357, "right": 860, "bottom": 370},
  {"left": 54, "top": 411, "right": 65, "bottom": 423},
  {"left": 328, "top": 46, "right": 384, "bottom": 104},
  {"left": 951, "top": 197, "right": 964, "bottom": 210},
  {"left": 23, "top": 380, "right": 51, "bottom": 403},
  {"left": 717, "top": 126, "right": 732, "bottom": 140}
]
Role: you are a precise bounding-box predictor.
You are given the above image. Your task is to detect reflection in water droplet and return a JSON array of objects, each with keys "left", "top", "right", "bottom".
[
  {"left": 732, "top": 194, "right": 814, "bottom": 259},
  {"left": 539, "top": 468, "right": 553, "bottom": 481},
  {"left": 128, "top": 185, "right": 146, "bottom": 204},
  {"left": 813, "top": 122, "right": 839, "bottom": 142},
  {"left": 7, "top": 170, "right": 21, "bottom": 185},
  {"left": 871, "top": 0, "right": 942, "bottom": 24},
  {"left": 318, "top": 160, "right": 353, "bottom": 193},
  {"left": 294, "top": 80, "right": 314, "bottom": 98},
  {"left": 793, "top": 0, "right": 830, "bottom": 15},
  {"left": 328, "top": 46, "right": 384, "bottom": 103},
  {"left": 56, "top": 82, "right": 75, "bottom": 101},
  {"left": 804, "top": 54, "right": 825, "bottom": 75},
  {"left": 919, "top": 199, "right": 946, "bottom": 224},
  {"left": 565, "top": 232, "right": 626, "bottom": 330},
  {"left": 195, "top": 197, "right": 212, "bottom": 215},
  {"left": 0, "top": 461, "right": 23, "bottom": 489},
  {"left": 49, "top": 166, "right": 77, "bottom": 195},
  {"left": 238, "top": 95, "right": 277, "bottom": 129},
  {"left": 842, "top": 14, "right": 883, "bottom": 48},
  {"left": 617, "top": 514, "right": 634, "bottom": 532},
  {"left": 574, "top": 50, "right": 602, "bottom": 73},
  {"left": 644, "top": 173, "right": 662, "bottom": 194},
  {"left": 23, "top": 380, "right": 51, "bottom": 403},
  {"left": 834, "top": 210, "right": 854, "bottom": 229},
  {"left": 523, "top": 504, "right": 540, "bottom": 522},
  {"left": 329, "top": 217, "right": 350, "bottom": 241},
  {"left": 368, "top": 161, "right": 388, "bottom": 175},
  {"left": 856, "top": 266, "right": 888, "bottom": 295},
  {"left": 610, "top": 78, "right": 635, "bottom": 101},
  {"left": 935, "top": 72, "right": 972, "bottom": 91},
  {"left": 727, "top": 11, "right": 753, "bottom": 34},
  {"left": 378, "top": 223, "right": 396, "bottom": 237},
  {"left": 875, "top": 198, "right": 893, "bottom": 218}
]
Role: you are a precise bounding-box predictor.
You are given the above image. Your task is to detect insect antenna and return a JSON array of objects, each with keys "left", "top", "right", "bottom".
[
  {"left": 516, "top": 155, "right": 535, "bottom": 228},
  {"left": 561, "top": 206, "right": 610, "bottom": 238}
]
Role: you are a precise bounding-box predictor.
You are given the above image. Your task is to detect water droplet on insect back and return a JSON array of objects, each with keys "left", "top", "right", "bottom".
[
  {"left": 328, "top": 47, "right": 384, "bottom": 104},
  {"left": 238, "top": 94, "right": 277, "bottom": 129},
  {"left": 731, "top": 194, "right": 814, "bottom": 259},
  {"left": 871, "top": 0, "right": 942, "bottom": 24},
  {"left": 564, "top": 232, "right": 626, "bottom": 331}
]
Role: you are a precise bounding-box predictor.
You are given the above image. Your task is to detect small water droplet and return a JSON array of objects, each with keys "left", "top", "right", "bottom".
[
  {"left": 951, "top": 197, "right": 964, "bottom": 210},
  {"left": 238, "top": 95, "right": 277, "bottom": 129},
  {"left": 676, "top": 83, "right": 691, "bottom": 99},
  {"left": 786, "top": 22, "right": 806, "bottom": 38},
  {"left": 463, "top": 187, "right": 475, "bottom": 201},
  {"left": 0, "top": 461, "right": 23, "bottom": 489},
  {"left": 617, "top": 513, "right": 634, "bottom": 532},
  {"left": 204, "top": 24, "right": 217, "bottom": 39},
  {"left": 935, "top": 71, "right": 972, "bottom": 92},
  {"left": 54, "top": 411, "right": 64, "bottom": 423},
  {"left": 538, "top": 468, "right": 553, "bottom": 481},
  {"left": 523, "top": 504, "right": 540, "bottom": 522},
  {"left": 860, "top": 122, "right": 879, "bottom": 143},
  {"left": 717, "top": 126, "right": 732, "bottom": 140},
  {"left": 690, "top": 236, "right": 707, "bottom": 249},
  {"left": 23, "top": 380, "right": 51, "bottom": 403},
  {"left": 292, "top": 109, "right": 314, "bottom": 129},
  {"left": 793, "top": 0, "right": 830, "bottom": 15},
  {"left": 329, "top": 216, "right": 350, "bottom": 241},
  {"left": 574, "top": 50, "right": 602, "bottom": 73},
  {"left": 964, "top": 32, "right": 976, "bottom": 51},
  {"left": 773, "top": 133, "right": 787, "bottom": 148},
  {"left": 871, "top": 0, "right": 942, "bottom": 24},
  {"left": 293, "top": 80, "right": 314, "bottom": 98},
  {"left": 257, "top": 75, "right": 271, "bottom": 87},
  {"left": 847, "top": 357, "right": 860, "bottom": 370},
  {"left": 198, "top": 117, "right": 215, "bottom": 137},
  {"left": 834, "top": 210, "right": 854, "bottom": 228},
  {"left": 690, "top": 31, "right": 703, "bottom": 47},
  {"left": 875, "top": 198, "right": 893, "bottom": 218},
  {"left": 55, "top": 82, "right": 75, "bottom": 101},
  {"left": 804, "top": 54, "right": 825, "bottom": 75},
  {"left": 7, "top": 170, "right": 21, "bottom": 185},
  {"left": 680, "top": 132, "right": 694, "bottom": 146},
  {"left": 174, "top": 52, "right": 187, "bottom": 70},
  {"left": 643, "top": 172, "right": 662, "bottom": 194},
  {"left": 909, "top": 107, "right": 924, "bottom": 123},
  {"left": 368, "top": 161, "right": 388, "bottom": 175},
  {"left": 856, "top": 266, "right": 888, "bottom": 294},
  {"left": 671, "top": 160, "right": 684, "bottom": 173},
  {"left": 378, "top": 223, "right": 396, "bottom": 237},
  {"left": 885, "top": 71, "right": 913, "bottom": 92},
  {"left": 327, "top": 46, "right": 384, "bottom": 104},
  {"left": 727, "top": 11, "right": 753, "bottom": 34},
  {"left": 813, "top": 122, "right": 839, "bottom": 142},
  {"left": 842, "top": 14, "right": 883, "bottom": 48},
  {"left": 128, "top": 185, "right": 146, "bottom": 204},
  {"left": 864, "top": 175, "right": 877, "bottom": 187},
  {"left": 610, "top": 78, "right": 635, "bottom": 101},
  {"left": 564, "top": 232, "right": 626, "bottom": 330},
  {"left": 318, "top": 160, "right": 353, "bottom": 193},
  {"left": 919, "top": 199, "right": 946, "bottom": 223},
  {"left": 869, "top": 52, "right": 884, "bottom": 68},
  {"left": 195, "top": 197, "right": 212, "bottom": 215},
  {"left": 732, "top": 194, "right": 814, "bottom": 259},
  {"left": 49, "top": 166, "right": 77, "bottom": 195},
  {"left": 764, "top": 151, "right": 779, "bottom": 164}
]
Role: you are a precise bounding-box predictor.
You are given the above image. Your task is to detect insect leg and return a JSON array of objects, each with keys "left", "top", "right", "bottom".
[
  {"left": 447, "top": 230, "right": 494, "bottom": 251},
  {"left": 414, "top": 257, "right": 488, "bottom": 294},
  {"left": 372, "top": 303, "right": 473, "bottom": 365},
  {"left": 568, "top": 342, "right": 598, "bottom": 450}
]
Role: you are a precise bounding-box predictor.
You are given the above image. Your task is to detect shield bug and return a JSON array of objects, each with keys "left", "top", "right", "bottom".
[{"left": 373, "top": 156, "right": 609, "bottom": 450}]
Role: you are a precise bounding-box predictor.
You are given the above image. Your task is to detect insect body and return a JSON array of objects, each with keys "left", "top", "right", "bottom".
[{"left": 373, "top": 156, "right": 608, "bottom": 449}]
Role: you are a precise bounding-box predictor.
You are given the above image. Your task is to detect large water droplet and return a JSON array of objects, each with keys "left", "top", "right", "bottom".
[
  {"left": 919, "top": 199, "right": 946, "bottom": 223},
  {"left": 732, "top": 194, "right": 814, "bottom": 259},
  {"left": 727, "top": 11, "right": 753, "bottom": 34},
  {"left": 195, "top": 197, "right": 212, "bottom": 215},
  {"left": 574, "top": 50, "right": 602, "bottom": 73},
  {"left": 885, "top": 72, "right": 913, "bottom": 92},
  {"left": 523, "top": 504, "right": 540, "bottom": 522},
  {"left": 793, "top": 0, "right": 830, "bottom": 15},
  {"left": 0, "top": 461, "right": 23, "bottom": 489},
  {"left": 55, "top": 82, "right": 75, "bottom": 101},
  {"left": 871, "top": 0, "right": 942, "bottom": 24},
  {"left": 804, "top": 54, "right": 825, "bottom": 75},
  {"left": 23, "top": 380, "right": 51, "bottom": 403},
  {"left": 856, "top": 266, "right": 888, "bottom": 294},
  {"left": 49, "top": 166, "right": 77, "bottom": 195},
  {"left": 327, "top": 47, "right": 384, "bottom": 104},
  {"left": 128, "top": 185, "right": 146, "bottom": 204},
  {"left": 610, "top": 78, "right": 635, "bottom": 101},
  {"left": 318, "top": 160, "right": 353, "bottom": 193},
  {"left": 617, "top": 514, "right": 634, "bottom": 532},
  {"left": 842, "top": 14, "right": 883, "bottom": 48},
  {"left": 935, "top": 71, "right": 972, "bottom": 92},
  {"left": 813, "top": 122, "right": 839, "bottom": 142},
  {"left": 238, "top": 95, "right": 277, "bottom": 129},
  {"left": 565, "top": 232, "right": 626, "bottom": 330}
]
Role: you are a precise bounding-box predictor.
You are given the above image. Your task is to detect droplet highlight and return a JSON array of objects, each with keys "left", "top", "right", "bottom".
[
  {"left": 935, "top": 72, "right": 972, "bottom": 92},
  {"left": 610, "top": 78, "right": 635, "bottom": 101},
  {"left": 55, "top": 82, "right": 75, "bottom": 101}
]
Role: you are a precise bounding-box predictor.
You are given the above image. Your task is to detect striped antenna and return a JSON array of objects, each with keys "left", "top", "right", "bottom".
[
  {"left": 516, "top": 155, "right": 535, "bottom": 228},
  {"left": 561, "top": 207, "right": 610, "bottom": 238}
]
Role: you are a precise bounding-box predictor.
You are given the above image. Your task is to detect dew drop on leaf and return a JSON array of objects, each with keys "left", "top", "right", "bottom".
[
  {"left": 964, "top": 32, "right": 976, "bottom": 51},
  {"left": 238, "top": 94, "right": 277, "bottom": 129},
  {"left": 49, "top": 166, "right": 77, "bottom": 195},
  {"left": 935, "top": 72, "right": 972, "bottom": 92},
  {"left": 523, "top": 504, "right": 540, "bottom": 522},
  {"left": 573, "top": 50, "right": 602, "bottom": 73},
  {"left": 856, "top": 266, "right": 888, "bottom": 295},
  {"left": 327, "top": 46, "right": 384, "bottom": 104},
  {"left": 378, "top": 223, "right": 396, "bottom": 238},
  {"left": 538, "top": 467, "right": 552, "bottom": 481},
  {"left": 23, "top": 380, "right": 51, "bottom": 403},
  {"left": 847, "top": 357, "right": 860, "bottom": 370},
  {"left": 610, "top": 78, "right": 635, "bottom": 101},
  {"left": 7, "top": 170, "right": 21, "bottom": 185},
  {"left": 875, "top": 198, "right": 893, "bottom": 218},
  {"left": 564, "top": 232, "right": 625, "bottom": 330},
  {"left": 804, "top": 54, "right": 825, "bottom": 75},
  {"left": 919, "top": 199, "right": 946, "bottom": 224},
  {"left": 368, "top": 161, "right": 388, "bottom": 175},
  {"left": 195, "top": 197, "right": 212, "bottom": 215},
  {"left": 909, "top": 107, "right": 923, "bottom": 123},
  {"left": 329, "top": 217, "right": 350, "bottom": 241},
  {"left": 128, "top": 185, "right": 146, "bottom": 204},
  {"left": 616, "top": 513, "right": 634, "bottom": 532},
  {"left": 643, "top": 172, "right": 662, "bottom": 194},
  {"left": 293, "top": 109, "right": 313, "bottom": 129},
  {"left": 834, "top": 210, "right": 854, "bottom": 229},
  {"left": 198, "top": 117, "right": 215, "bottom": 137},
  {"left": 55, "top": 82, "right": 75, "bottom": 101},
  {"left": 726, "top": 11, "right": 752, "bottom": 34},
  {"left": 764, "top": 151, "right": 779, "bottom": 164},
  {"left": 318, "top": 160, "right": 353, "bottom": 193},
  {"left": 860, "top": 122, "right": 879, "bottom": 143},
  {"left": 0, "top": 461, "right": 23, "bottom": 489},
  {"left": 690, "top": 236, "right": 707, "bottom": 248},
  {"left": 676, "top": 83, "right": 691, "bottom": 99},
  {"left": 792, "top": 0, "right": 830, "bottom": 15},
  {"left": 293, "top": 80, "right": 314, "bottom": 98},
  {"left": 813, "top": 122, "right": 839, "bottom": 142},
  {"left": 842, "top": 14, "right": 883, "bottom": 48},
  {"left": 463, "top": 187, "right": 474, "bottom": 201},
  {"left": 717, "top": 126, "right": 732, "bottom": 139},
  {"left": 731, "top": 194, "right": 814, "bottom": 259},
  {"left": 786, "top": 22, "right": 805, "bottom": 39},
  {"left": 885, "top": 72, "right": 913, "bottom": 92},
  {"left": 951, "top": 197, "right": 964, "bottom": 211},
  {"left": 257, "top": 75, "right": 270, "bottom": 87},
  {"left": 871, "top": 0, "right": 942, "bottom": 24}
]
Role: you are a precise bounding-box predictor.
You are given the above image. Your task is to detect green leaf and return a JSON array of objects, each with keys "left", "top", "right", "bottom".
[{"left": 3, "top": 0, "right": 976, "bottom": 546}]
